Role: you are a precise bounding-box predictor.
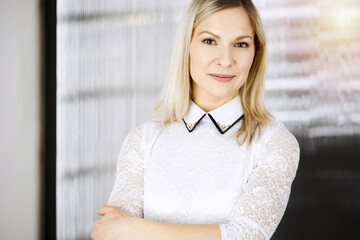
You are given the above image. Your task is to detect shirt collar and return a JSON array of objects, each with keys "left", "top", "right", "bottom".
[{"left": 182, "top": 96, "right": 244, "bottom": 134}]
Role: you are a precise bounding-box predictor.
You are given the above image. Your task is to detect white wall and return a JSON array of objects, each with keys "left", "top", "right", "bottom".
[{"left": 0, "top": 0, "right": 41, "bottom": 239}]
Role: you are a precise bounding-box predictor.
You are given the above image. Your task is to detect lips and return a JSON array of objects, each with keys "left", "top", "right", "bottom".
[{"left": 209, "top": 73, "right": 235, "bottom": 82}]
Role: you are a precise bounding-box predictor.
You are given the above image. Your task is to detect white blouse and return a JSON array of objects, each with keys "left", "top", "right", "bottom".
[{"left": 107, "top": 96, "right": 300, "bottom": 240}]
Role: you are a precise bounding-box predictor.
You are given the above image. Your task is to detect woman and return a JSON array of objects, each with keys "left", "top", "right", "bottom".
[{"left": 92, "top": 0, "right": 300, "bottom": 239}]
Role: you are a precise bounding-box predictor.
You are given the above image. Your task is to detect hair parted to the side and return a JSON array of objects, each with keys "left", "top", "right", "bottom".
[{"left": 150, "top": 0, "right": 271, "bottom": 145}]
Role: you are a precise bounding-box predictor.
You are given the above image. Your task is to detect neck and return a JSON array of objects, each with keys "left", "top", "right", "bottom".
[{"left": 192, "top": 91, "right": 237, "bottom": 112}]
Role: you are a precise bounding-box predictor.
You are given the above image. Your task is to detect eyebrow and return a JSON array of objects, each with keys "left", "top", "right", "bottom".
[{"left": 197, "top": 30, "right": 253, "bottom": 40}]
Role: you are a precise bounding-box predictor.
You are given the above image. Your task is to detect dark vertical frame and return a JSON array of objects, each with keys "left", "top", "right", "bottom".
[{"left": 40, "top": 0, "right": 57, "bottom": 239}]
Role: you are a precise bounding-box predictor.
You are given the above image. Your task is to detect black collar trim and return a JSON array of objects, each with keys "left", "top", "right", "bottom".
[
  {"left": 208, "top": 114, "right": 244, "bottom": 134},
  {"left": 182, "top": 114, "right": 244, "bottom": 134},
  {"left": 182, "top": 113, "right": 206, "bottom": 132}
]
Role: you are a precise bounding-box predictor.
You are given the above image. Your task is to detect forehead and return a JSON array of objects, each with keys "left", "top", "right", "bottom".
[{"left": 194, "top": 7, "right": 254, "bottom": 37}]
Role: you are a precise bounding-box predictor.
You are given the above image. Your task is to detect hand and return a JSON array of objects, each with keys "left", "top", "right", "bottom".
[{"left": 91, "top": 205, "right": 138, "bottom": 240}]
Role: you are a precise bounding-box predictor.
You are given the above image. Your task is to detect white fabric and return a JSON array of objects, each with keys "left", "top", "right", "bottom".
[
  {"left": 184, "top": 96, "right": 243, "bottom": 133},
  {"left": 107, "top": 96, "right": 300, "bottom": 240}
]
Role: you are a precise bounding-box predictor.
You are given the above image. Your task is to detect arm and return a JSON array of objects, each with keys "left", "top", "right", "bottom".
[
  {"left": 107, "top": 125, "right": 144, "bottom": 218},
  {"left": 99, "top": 124, "right": 221, "bottom": 240},
  {"left": 127, "top": 123, "right": 299, "bottom": 240},
  {"left": 219, "top": 124, "right": 300, "bottom": 240},
  {"left": 132, "top": 218, "right": 221, "bottom": 240}
]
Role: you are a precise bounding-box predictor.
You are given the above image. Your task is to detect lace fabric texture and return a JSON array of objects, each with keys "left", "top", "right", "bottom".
[
  {"left": 219, "top": 125, "right": 300, "bottom": 240},
  {"left": 107, "top": 126, "right": 144, "bottom": 218},
  {"left": 107, "top": 118, "right": 300, "bottom": 240}
]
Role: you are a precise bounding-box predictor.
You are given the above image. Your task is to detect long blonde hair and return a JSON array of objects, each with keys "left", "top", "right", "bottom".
[{"left": 151, "top": 0, "right": 271, "bottom": 145}]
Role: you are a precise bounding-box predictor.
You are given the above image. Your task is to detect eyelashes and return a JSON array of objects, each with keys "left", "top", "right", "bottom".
[
  {"left": 202, "top": 38, "right": 216, "bottom": 45},
  {"left": 202, "top": 38, "right": 249, "bottom": 48},
  {"left": 235, "top": 42, "right": 249, "bottom": 48}
]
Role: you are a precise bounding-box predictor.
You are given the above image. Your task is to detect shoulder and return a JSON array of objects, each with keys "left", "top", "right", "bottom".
[
  {"left": 256, "top": 117, "right": 300, "bottom": 160},
  {"left": 259, "top": 117, "right": 298, "bottom": 143},
  {"left": 137, "top": 118, "right": 163, "bottom": 137},
  {"left": 272, "top": 118, "right": 299, "bottom": 150},
  {"left": 123, "top": 119, "right": 163, "bottom": 149},
  {"left": 126, "top": 119, "right": 162, "bottom": 137},
  {"left": 250, "top": 117, "right": 301, "bottom": 181}
]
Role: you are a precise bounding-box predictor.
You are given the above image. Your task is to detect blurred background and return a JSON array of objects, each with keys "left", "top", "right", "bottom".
[{"left": 1, "top": 0, "right": 359, "bottom": 239}]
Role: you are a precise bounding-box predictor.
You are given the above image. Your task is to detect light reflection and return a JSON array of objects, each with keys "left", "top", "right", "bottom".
[
  {"left": 259, "top": 0, "right": 360, "bottom": 138},
  {"left": 335, "top": 10, "right": 353, "bottom": 29}
]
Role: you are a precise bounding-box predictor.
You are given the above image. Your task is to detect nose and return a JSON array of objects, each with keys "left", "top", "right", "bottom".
[{"left": 216, "top": 47, "right": 235, "bottom": 67}]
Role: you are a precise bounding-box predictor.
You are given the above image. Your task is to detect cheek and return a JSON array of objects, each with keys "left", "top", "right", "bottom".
[
  {"left": 190, "top": 46, "right": 210, "bottom": 74},
  {"left": 237, "top": 53, "right": 255, "bottom": 72}
]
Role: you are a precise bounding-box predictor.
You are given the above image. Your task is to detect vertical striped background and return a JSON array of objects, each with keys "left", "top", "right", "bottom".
[{"left": 57, "top": 0, "right": 360, "bottom": 239}]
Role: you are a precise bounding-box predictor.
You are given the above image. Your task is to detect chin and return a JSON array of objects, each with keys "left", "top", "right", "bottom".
[{"left": 209, "top": 90, "right": 236, "bottom": 100}]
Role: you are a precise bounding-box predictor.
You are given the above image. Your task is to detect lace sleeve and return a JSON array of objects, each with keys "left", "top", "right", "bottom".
[
  {"left": 219, "top": 124, "right": 300, "bottom": 240},
  {"left": 107, "top": 125, "right": 144, "bottom": 218}
]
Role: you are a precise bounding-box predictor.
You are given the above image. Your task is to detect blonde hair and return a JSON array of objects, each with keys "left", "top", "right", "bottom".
[{"left": 150, "top": 0, "right": 271, "bottom": 145}]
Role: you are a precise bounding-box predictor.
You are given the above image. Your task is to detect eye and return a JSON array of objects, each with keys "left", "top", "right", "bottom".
[
  {"left": 235, "top": 42, "right": 249, "bottom": 48},
  {"left": 202, "top": 38, "right": 216, "bottom": 45}
]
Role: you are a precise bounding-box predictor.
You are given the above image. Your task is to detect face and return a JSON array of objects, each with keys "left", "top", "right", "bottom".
[{"left": 189, "top": 7, "right": 255, "bottom": 105}]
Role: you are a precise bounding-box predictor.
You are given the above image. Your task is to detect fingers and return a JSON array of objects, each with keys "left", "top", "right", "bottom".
[
  {"left": 91, "top": 219, "right": 102, "bottom": 239},
  {"left": 96, "top": 205, "right": 131, "bottom": 218},
  {"left": 96, "top": 205, "right": 113, "bottom": 216},
  {"left": 91, "top": 222, "right": 101, "bottom": 240},
  {"left": 94, "top": 218, "right": 102, "bottom": 225}
]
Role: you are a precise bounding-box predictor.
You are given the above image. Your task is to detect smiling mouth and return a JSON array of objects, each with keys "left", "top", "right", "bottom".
[{"left": 209, "top": 74, "right": 235, "bottom": 82}]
